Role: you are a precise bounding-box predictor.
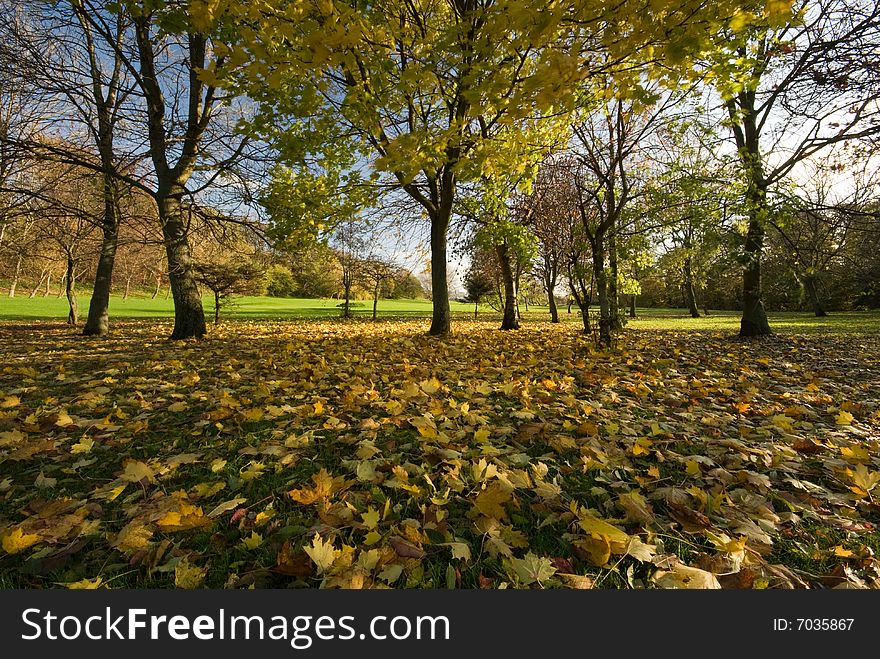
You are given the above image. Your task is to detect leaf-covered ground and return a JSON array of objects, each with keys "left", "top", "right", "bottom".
[{"left": 1, "top": 319, "right": 879, "bottom": 589}]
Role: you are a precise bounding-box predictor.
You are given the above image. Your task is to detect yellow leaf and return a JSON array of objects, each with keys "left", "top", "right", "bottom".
[
  {"left": 71, "top": 437, "right": 95, "bottom": 454},
  {"left": 685, "top": 459, "right": 701, "bottom": 476},
  {"left": 241, "top": 531, "right": 263, "bottom": 550},
  {"left": 304, "top": 533, "right": 338, "bottom": 573},
  {"left": 174, "top": 559, "right": 208, "bottom": 589},
  {"left": 576, "top": 513, "right": 630, "bottom": 547},
  {"left": 442, "top": 542, "right": 472, "bottom": 562},
  {"left": 474, "top": 482, "right": 513, "bottom": 519},
  {"left": 168, "top": 401, "right": 188, "bottom": 413},
  {"left": 1, "top": 395, "right": 20, "bottom": 408},
  {"left": 66, "top": 576, "right": 104, "bottom": 589},
  {"left": 836, "top": 410, "right": 854, "bottom": 426},
  {"left": 419, "top": 377, "right": 441, "bottom": 395},
  {"left": 770, "top": 414, "right": 795, "bottom": 431},
  {"left": 55, "top": 410, "right": 75, "bottom": 427},
  {"left": 653, "top": 562, "right": 721, "bottom": 589},
  {"left": 155, "top": 501, "right": 210, "bottom": 532},
  {"left": 2, "top": 527, "right": 41, "bottom": 554},
  {"left": 361, "top": 507, "right": 380, "bottom": 530},
  {"left": 474, "top": 428, "right": 491, "bottom": 443},
  {"left": 575, "top": 535, "right": 611, "bottom": 566},
  {"left": 833, "top": 546, "right": 854, "bottom": 558},
  {"left": 120, "top": 460, "right": 155, "bottom": 484},
  {"left": 112, "top": 522, "right": 153, "bottom": 552}
]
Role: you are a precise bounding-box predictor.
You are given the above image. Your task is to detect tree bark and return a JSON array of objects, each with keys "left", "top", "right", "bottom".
[
  {"left": 65, "top": 255, "right": 78, "bottom": 325},
  {"left": 802, "top": 273, "right": 826, "bottom": 317},
  {"left": 214, "top": 290, "right": 220, "bottom": 324},
  {"left": 44, "top": 273, "right": 51, "bottom": 297},
  {"left": 8, "top": 253, "right": 22, "bottom": 298},
  {"left": 591, "top": 237, "right": 612, "bottom": 346},
  {"left": 495, "top": 242, "right": 519, "bottom": 330},
  {"left": 29, "top": 269, "right": 49, "bottom": 298},
  {"left": 730, "top": 97, "right": 772, "bottom": 337},
  {"left": 740, "top": 196, "right": 771, "bottom": 336},
  {"left": 683, "top": 255, "right": 700, "bottom": 318},
  {"left": 548, "top": 290, "right": 559, "bottom": 323},
  {"left": 123, "top": 276, "right": 131, "bottom": 300},
  {"left": 372, "top": 283, "right": 379, "bottom": 320},
  {"left": 83, "top": 192, "right": 120, "bottom": 336},
  {"left": 159, "top": 188, "right": 206, "bottom": 339},
  {"left": 429, "top": 214, "right": 451, "bottom": 336},
  {"left": 608, "top": 226, "right": 621, "bottom": 331},
  {"left": 629, "top": 294, "right": 636, "bottom": 318}
]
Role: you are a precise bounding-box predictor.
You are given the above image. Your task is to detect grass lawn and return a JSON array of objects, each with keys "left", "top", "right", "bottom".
[
  {"left": 2, "top": 289, "right": 879, "bottom": 336},
  {"left": 1, "top": 307, "right": 879, "bottom": 590},
  {"left": 0, "top": 291, "right": 478, "bottom": 321}
]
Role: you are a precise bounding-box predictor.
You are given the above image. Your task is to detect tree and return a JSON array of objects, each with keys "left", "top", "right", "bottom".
[
  {"left": 226, "top": 1, "right": 590, "bottom": 336},
  {"left": 706, "top": 0, "right": 880, "bottom": 335},
  {"left": 463, "top": 252, "right": 499, "bottom": 320},
  {"left": 361, "top": 258, "right": 398, "bottom": 320},
  {"left": 193, "top": 260, "right": 264, "bottom": 324},
  {"left": 331, "top": 220, "right": 367, "bottom": 319}
]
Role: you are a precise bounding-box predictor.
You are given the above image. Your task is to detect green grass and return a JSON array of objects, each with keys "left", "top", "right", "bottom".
[
  {"left": 2, "top": 289, "right": 879, "bottom": 334},
  {"left": 0, "top": 291, "right": 476, "bottom": 320}
]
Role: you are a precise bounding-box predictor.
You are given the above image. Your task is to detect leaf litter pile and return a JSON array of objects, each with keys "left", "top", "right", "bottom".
[{"left": 1, "top": 320, "right": 879, "bottom": 590}]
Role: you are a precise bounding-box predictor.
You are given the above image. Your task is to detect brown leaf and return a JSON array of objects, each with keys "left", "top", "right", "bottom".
[{"left": 389, "top": 536, "right": 425, "bottom": 559}]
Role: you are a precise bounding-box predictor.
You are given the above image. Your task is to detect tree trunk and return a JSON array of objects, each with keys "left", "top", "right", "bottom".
[
  {"left": 152, "top": 276, "right": 161, "bottom": 299},
  {"left": 57, "top": 273, "right": 66, "bottom": 298},
  {"left": 629, "top": 294, "right": 636, "bottom": 318},
  {"left": 803, "top": 273, "right": 826, "bottom": 317},
  {"left": 740, "top": 214, "right": 771, "bottom": 336},
  {"left": 428, "top": 213, "right": 451, "bottom": 336},
  {"left": 159, "top": 188, "right": 206, "bottom": 340},
  {"left": 66, "top": 255, "right": 78, "bottom": 326},
  {"left": 474, "top": 301, "right": 478, "bottom": 320},
  {"left": 608, "top": 226, "right": 621, "bottom": 331},
  {"left": 8, "top": 253, "right": 22, "bottom": 298},
  {"left": 342, "top": 275, "right": 352, "bottom": 319},
  {"left": 123, "top": 276, "right": 131, "bottom": 300},
  {"left": 214, "top": 291, "right": 220, "bottom": 324},
  {"left": 591, "top": 238, "right": 612, "bottom": 346},
  {"left": 495, "top": 242, "right": 520, "bottom": 330},
  {"left": 548, "top": 290, "right": 559, "bottom": 323},
  {"left": 44, "top": 273, "right": 51, "bottom": 297},
  {"left": 372, "top": 283, "right": 379, "bottom": 320},
  {"left": 29, "top": 269, "right": 49, "bottom": 298},
  {"left": 734, "top": 102, "right": 772, "bottom": 337},
  {"left": 683, "top": 255, "right": 700, "bottom": 318},
  {"left": 83, "top": 195, "right": 120, "bottom": 336}
]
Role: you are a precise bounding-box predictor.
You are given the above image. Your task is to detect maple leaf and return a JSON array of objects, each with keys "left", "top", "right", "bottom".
[
  {"left": 289, "top": 468, "right": 351, "bottom": 504},
  {"left": 506, "top": 553, "right": 557, "bottom": 586},
  {"left": 304, "top": 534, "right": 338, "bottom": 573},
  {"left": 241, "top": 531, "right": 263, "bottom": 550},
  {"left": 112, "top": 522, "right": 154, "bottom": 552},
  {"left": 174, "top": 559, "right": 208, "bottom": 589},
  {"left": 836, "top": 410, "right": 855, "bottom": 425},
  {"left": 2, "top": 527, "right": 41, "bottom": 554},
  {"left": 652, "top": 562, "right": 721, "bottom": 589},
  {"left": 66, "top": 577, "right": 104, "bottom": 589},
  {"left": 120, "top": 460, "right": 155, "bottom": 484},
  {"left": 474, "top": 482, "right": 513, "bottom": 519}
]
